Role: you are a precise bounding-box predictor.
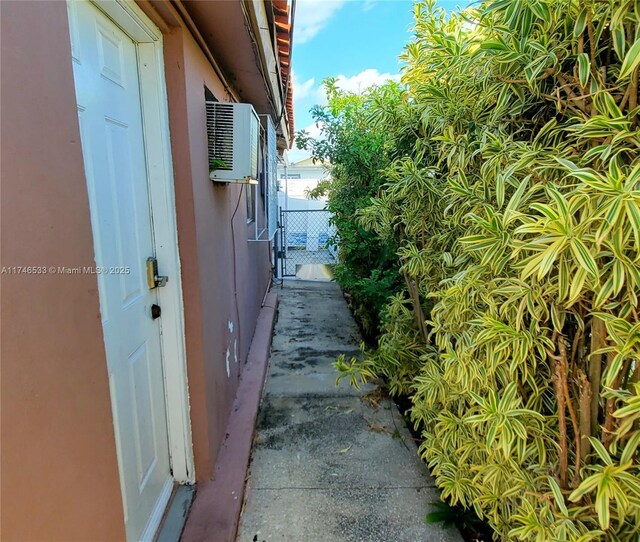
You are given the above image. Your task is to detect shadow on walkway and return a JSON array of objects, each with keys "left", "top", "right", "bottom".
[{"left": 237, "top": 281, "right": 462, "bottom": 542}]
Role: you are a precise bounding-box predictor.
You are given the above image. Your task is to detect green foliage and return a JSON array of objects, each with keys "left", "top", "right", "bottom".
[
  {"left": 209, "top": 158, "right": 230, "bottom": 171},
  {"left": 296, "top": 79, "right": 406, "bottom": 337},
  {"left": 305, "top": 0, "right": 640, "bottom": 539}
]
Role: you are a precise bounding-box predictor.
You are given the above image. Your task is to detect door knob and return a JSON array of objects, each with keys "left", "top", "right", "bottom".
[{"left": 151, "top": 304, "right": 161, "bottom": 319}]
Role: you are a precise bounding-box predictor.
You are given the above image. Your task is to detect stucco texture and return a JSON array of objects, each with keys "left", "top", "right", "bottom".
[
  {"left": 162, "top": 24, "right": 272, "bottom": 481},
  {"left": 1, "top": 1, "right": 273, "bottom": 540},
  {"left": 0, "top": 1, "right": 126, "bottom": 540}
]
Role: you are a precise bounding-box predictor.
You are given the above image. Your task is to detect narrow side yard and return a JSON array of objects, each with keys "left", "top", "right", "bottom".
[{"left": 237, "top": 281, "right": 462, "bottom": 542}]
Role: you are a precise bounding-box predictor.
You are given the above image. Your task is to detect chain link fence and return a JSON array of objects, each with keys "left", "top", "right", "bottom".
[{"left": 278, "top": 209, "right": 336, "bottom": 277}]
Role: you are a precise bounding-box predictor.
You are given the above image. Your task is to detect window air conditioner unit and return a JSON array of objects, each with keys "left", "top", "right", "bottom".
[{"left": 207, "top": 102, "right": 259, "bottom": 184}]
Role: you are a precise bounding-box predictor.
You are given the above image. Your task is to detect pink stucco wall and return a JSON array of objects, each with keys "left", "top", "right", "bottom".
[
  {"left": 1, "top": 0, "right": 273, "bottom": 538},
  {"left": 0, "top": 1, "right": 127, "bottom": 539},
  {"left": 161, "top": 20, "right": 273, "bottom": 481}
]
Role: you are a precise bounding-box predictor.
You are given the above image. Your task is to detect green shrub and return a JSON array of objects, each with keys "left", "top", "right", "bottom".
[
  {"left": 309, "top": 0, "right": 640, "bottom": 539},
  {"left": 296, "top": 80, "right": 406, "bottom": 337}
]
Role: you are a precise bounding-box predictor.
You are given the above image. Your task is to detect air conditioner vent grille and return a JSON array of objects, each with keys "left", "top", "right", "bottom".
[
  {"left": 206, "top": 102, "right": 234, "bottom": 171},
  {"left": 207, "top": 101, "right": 259, "bottom": 184}
]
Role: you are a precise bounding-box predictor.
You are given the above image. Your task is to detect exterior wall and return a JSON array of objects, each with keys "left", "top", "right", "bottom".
[
  {"left": 278, "top": 160, "right": 330, "bottom": 210},
  {"left": 0, "top": 2, "right": 126, "bottom": 540},
  {"left": 1, "top": 2, "right": 273, "bottom": 541},
  {"left": 160, "top": 21, "right": 272, "bottom": 480},
  {"left": 278, "top": 183, "right": 328, "bottom": 211}
]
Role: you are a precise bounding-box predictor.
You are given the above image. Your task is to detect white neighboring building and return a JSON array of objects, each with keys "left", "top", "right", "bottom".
[
  {"left": 277, "top": 157, "right": 337, "bottom": 264},
  {"left": 278, "top": 156, "right": 330, "bottom": 211}
]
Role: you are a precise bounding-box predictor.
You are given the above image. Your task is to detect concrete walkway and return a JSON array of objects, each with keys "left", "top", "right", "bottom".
[{"left": 237, "top": 281, "right": 462, "bottom": 542}]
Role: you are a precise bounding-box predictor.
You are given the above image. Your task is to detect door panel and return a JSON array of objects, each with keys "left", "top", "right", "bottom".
[{"left": 68, "top": 2, "right": 172, "bottom": 540}]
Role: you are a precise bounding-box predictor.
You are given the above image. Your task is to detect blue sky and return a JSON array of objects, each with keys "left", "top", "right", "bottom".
[{"left": 289, "top": 0, "right": 469, "bottom": 163}]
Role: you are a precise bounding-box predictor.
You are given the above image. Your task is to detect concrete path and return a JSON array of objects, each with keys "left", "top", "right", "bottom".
[{"left": 237, "top": 281, "right": 462, "bottom": 542}]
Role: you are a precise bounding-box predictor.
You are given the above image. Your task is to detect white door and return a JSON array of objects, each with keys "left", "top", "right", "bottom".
[{"left": 69, "top": 2, "right": 173, "bottom": 540}]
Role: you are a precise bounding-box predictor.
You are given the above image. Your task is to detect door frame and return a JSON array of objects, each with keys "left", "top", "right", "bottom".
[{"left": 89, "top": 0, "right": 195, "bottom": 485}]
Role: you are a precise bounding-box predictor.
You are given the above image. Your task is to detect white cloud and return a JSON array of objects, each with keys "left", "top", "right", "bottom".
[
  {"left": 363, "top": 0, "right": 377, "bottom": 12},
  {"left": 295, "top": 0, "right": 346, "bottom": 44},
  {"left": 314, "top": 69, "right": 401, "bottom": 104},
  {"left": 300, "top": 121, "right": 324, "bottom": 139},
  {"left": 334, "top": 68, "right": 401, "bottom": 93},
  {"left": 291, "top": 69, "right": 315, "bottom": 101}
]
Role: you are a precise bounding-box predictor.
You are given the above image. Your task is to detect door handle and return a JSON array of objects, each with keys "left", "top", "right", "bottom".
[{"left": 146, "top": 257, "right": 168, "bottom": 289}]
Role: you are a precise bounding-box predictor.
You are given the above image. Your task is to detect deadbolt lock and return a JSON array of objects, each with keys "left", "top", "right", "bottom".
[{"left": 146, "top": 257, "right": 168, "bottom": 289}]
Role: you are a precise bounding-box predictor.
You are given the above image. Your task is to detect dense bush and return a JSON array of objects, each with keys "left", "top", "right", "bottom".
[
  {"left": 296, "top": 80, "right": 405, "bottom": 338},
  {"left": 301, "top": 0, "right": 640, "bottom": 539}
]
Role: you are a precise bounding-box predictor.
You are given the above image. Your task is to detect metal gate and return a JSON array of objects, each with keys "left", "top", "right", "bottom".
[{"left": 279, "top": 209, "right": 336, "bottom": 277}]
